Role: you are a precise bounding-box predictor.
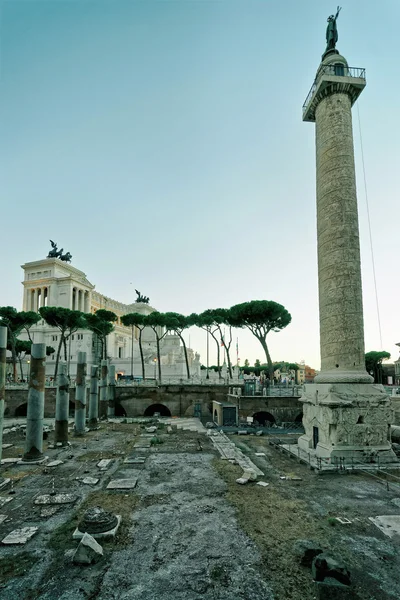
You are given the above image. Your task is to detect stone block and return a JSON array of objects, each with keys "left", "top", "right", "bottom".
[
  {"left": 81, "top": 477, "right": 99, "bottom": 485},
  {"left": 106, "top": 478, "right": 138, "bottom": 490},
  {"left": 236, "top": 477, "right": 249, "bottom": 485},
  {"left": 73, "top": 532, "right": 103, "bottom": 564},
  {"left": 242, "top": 469, "right": 257, "bottom": 481},
  {"left": 34, "top": 493, "right": 76, "bottom": 505},
  {"left": 2, "top": 527, "right": 38, "bottom": 545},
  {"left": 312, "top": 554, "right": 351, "bottom": 586},
  {"left": 256, "top": 481, "right": 269, "bottom": 487},
  {"left": 47, "top": 460, "right": 64, "bottom": 467},
  {"left": 97, "top": 459, "right": 112, "bottom": 469},
  {"left": 293, "top": 539, "right": 323, "bottom": 567}
]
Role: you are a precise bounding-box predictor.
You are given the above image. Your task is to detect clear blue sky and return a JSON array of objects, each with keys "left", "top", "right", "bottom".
[{"left": 1, "top": 0, "right": 399, "bottom": 369}]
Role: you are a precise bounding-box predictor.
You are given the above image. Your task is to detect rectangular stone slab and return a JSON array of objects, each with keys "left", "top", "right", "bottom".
[
  {"left": 47, "top": 460, "right": 64, "bottom": 467},
  {"left": 2, "top": 444, "right": 13, "bottom": 449},
  {"left": 34, "top": 493, "right": 76, "bottom": 505},
  {"left": 97, "top": 459, "right": 112, "bottom": 469},
  {"left": 81, "top": 477, "right": 99, "bottom": 485},
  {"left": 2, "top": 527, "right": 38, "bottom": 545},
  {"left": 1, "top": 458, "right": 19, "bottom": 465},
  {"left": 256, "top": 481, "right": 269, "bottom": 487},
  {"left": 123, "top": 457, "right": 146, "bottom": 464},
  {"left": 106, "top": 478, "right": 138, "bottom": 490}
]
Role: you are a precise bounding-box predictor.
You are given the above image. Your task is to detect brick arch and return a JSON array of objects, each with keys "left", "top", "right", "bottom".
[
  {"left": 15, "top": 402, "right": 28, "bottom": 417},
  {"left": 253, "top": 411, "right": 276, "bottom": 426},
  {"left": 144, "top": 403, "right": 171, "bottom": 417}
]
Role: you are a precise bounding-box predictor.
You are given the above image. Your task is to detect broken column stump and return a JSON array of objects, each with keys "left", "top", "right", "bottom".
[
  {"left": 23, "top": 343, "right": 46, "bottom": 461},
  {"left": 54, "top": 362, "right": 69, "bottom": 446}
]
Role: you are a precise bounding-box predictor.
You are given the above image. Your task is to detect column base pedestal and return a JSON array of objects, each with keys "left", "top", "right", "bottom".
[{"left": 298, "top": 383, "right": 398, "bottom": 465}]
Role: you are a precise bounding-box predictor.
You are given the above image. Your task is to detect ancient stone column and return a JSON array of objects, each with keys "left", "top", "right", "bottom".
[
  {"left": 55, "top": 362, "right": 69, "bottom": 445},
  {"left": 99, "top": 359, "right": 108, "bottom": 418},
  {"left": 0, "top": 326, "right": 7, "bottom": 465},
  {"left": 299, "top": 48, "right": 396, "bottom": 463},
  {"left": 23, "top": 343, "right": 46, "bottom": 461},
  {"left": 107, "top": 365, "right": 116, "bottom": 418},
  {"left": 74, "top": 351, "right": 87, "bottom": 436},
  {"left": 88, "top": 365, "right": 99, "bottom": 427}
]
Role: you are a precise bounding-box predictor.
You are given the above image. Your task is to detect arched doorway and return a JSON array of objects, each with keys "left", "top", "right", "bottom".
[
  {"left": 144, "top": 403, "right": 171, "bottom": 417},
  {"left": 15, "top": 403, "right": 27, "bottom": 417},
  {"left": 253, "top": 411, "right": 275, "bottom": 426},
  {"left": 68, "top": 401, "right": 75, "bottom": 416},
  {"left": 115, "top": 403, "right": 127, "bottom": 417}
]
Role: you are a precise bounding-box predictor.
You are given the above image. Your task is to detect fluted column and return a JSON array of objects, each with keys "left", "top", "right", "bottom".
[{"left": 33, "top": 289, "right": 39, "bottom": 312}]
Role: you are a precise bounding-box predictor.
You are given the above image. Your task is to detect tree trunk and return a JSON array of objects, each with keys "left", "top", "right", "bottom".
[
  {"left": 179, "top": 333, "right": 191, "bottom": 379},
  {"left": 19, "top": 355, "right": 24, "bottom": 381},
  {"left": 138, "top": 328, "right": 145, "bottom": 380},
  {"left": 156, "top": 335, "right": 161, "bottom": 382},
  {"left": 63, "top": 338, "right": 68, "bottom": 362},
  {"left": 217, "top": 326, "right": 233, "bottom": 379},
  {"left": 104, "top": 336, "right": 108, "bottom": 360},
  {"left": 259, "top": 336, "right": 274, "bottom": 382},
  {"left": 209, "top": 331, "right": 221, "bottom": 379}
]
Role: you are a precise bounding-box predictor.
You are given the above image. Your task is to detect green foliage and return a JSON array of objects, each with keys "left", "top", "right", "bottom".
[
  {"left": 39, "top": 306, "right": 86, "bottom": 379},
  {"left": 85, "top": 313, "right": 115, "bottom": 360},
  {"left": 0, "top": 306, "right": 41, "bottom": 380},
  {"left": 121, "top": 312, "right": 145, "bottom": 328},
  {"left": 46, "top": 345, "right": 56, "bottom": 357},
  {"left": 95, "top": 309, "right": 118, "bottom": 323},
  {"left": 244, "top": 359, "right": 250, "bottom": 367},
  {"left": 254, "top": 359, "right": 261, "bottom": 368},
  {"left": 230, "top": 300, "right": 292, "bottom": 334},
  {"left": 229, "top": 300, "right": 292, "bottom": 379}
]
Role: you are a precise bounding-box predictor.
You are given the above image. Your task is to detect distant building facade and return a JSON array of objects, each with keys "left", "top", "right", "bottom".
[{"left": 18, "top": 258, "right": 200, "bottom": 380}]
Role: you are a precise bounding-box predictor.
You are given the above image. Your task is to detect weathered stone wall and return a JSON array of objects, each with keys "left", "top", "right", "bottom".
[
  {"left": 315, "top": 92, "right": 369, "bottom": 383},
  {"left": 4, "top": 385, "right": 302, "bottom": 423},
  {"left": 227, "top": 395, "right": 302, "bottom": 423}
]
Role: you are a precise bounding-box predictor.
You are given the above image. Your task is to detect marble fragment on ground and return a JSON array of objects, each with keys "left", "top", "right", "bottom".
[
  {"left": 2, "top": 526, "right": 38, "bottom": 545},
  {"left": 73, "top": 532, "right": 103, "bottom": 564},
  {"left": 369, "top": 515, "right": 400, "bottom": 538},
  {"left": 34, "top": 493, "right": 76, "bottom": 505},
  {"left": 107, "top": 478, "right": 138, "bottom": 490}
]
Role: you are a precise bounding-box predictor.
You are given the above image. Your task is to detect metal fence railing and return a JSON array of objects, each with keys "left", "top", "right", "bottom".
[{"left": 303, "top": 65, "right": 366, "bottom": 116}]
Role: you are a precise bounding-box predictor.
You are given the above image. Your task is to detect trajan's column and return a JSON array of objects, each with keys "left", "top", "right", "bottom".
[{"left": 298, "top": 9, "right": 396, "bottom": 464}]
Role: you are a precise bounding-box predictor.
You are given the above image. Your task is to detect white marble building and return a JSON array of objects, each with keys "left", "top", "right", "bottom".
[{"left": 19, "top": 257, "right": 200, "bottom": 380}]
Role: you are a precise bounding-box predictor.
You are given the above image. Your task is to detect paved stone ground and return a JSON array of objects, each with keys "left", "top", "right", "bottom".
[
  {"left": 0, "top": 420, "right": 272, "bottom": 600},
  {"left": 1, "top": 419, "right": 400, "bottom": 599}
]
